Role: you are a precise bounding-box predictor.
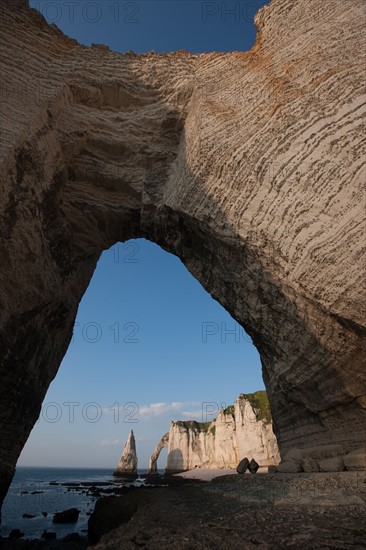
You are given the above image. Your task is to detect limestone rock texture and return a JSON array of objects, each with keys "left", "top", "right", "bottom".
[
  {"left": 276, "top": 444, "right": 366, "bottom": 473},
  {"left": 159, "top": 392, "right": 280, "bottom": 473},
  {"left": 113, "top": 431, "right": 138, "bottom": 477},
  {"left": 154, "top": 393, "right": 279, "bottom": 473},
  {"left": 0, "top": 0, "right": 365, "bottom": 511},
  {"left": 148, "top": 432, "right": 169, "bottom": 474}
]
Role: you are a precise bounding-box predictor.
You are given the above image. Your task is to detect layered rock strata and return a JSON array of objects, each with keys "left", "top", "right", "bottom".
[
  {"left": 0, "top": 0, "right": 365, "bottom": 512},
  {"left": 275, "top": 445, "right": 366, "bottom": 473},
  {"left": 149, "top": 393, "right": 280, "bottom": 473}
]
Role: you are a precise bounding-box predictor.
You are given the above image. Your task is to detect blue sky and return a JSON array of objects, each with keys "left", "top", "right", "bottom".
[
  {"left": 21, "top": 0, "right": 268, "bottom": 469},
  {"left": 29, "top": 0, "right": 267, "bottom": 53}
]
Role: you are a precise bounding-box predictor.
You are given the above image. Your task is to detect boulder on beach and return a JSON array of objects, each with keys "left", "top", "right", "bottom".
[
  {"left": 42, "top": 530, "right": 57, "bottom": 540},
  {"left": 343, "top": 448, "right": 366, "bottom": 471},
  {"left": 88, "top": 495, "right": 140, "bottom": 545},
  {"left": 236, "top": 457, "right": 249, "bottom": 474},
  {"left": 275, "top": 445, "right": 353, "bottom": 473},
  {"left": 53, "top": 507, "right": 80, "bottom": 523},
  {"left": 63, "top": 532, "right": 81, "bottom": 542},
  {"left": 248, "top": 459, "right": 259, "bottom": 474},
  {"left": 9, "top": 529, "right": 24, "bottom": 539},
  {"left": 301, "top": 458, "right": 320, "bottom": 473},
  {"left": 277, "top": 461, "right": 303, "bottom": 473},
  {"left": 318, "top": 456, "right": 345, "bottom": 472}
]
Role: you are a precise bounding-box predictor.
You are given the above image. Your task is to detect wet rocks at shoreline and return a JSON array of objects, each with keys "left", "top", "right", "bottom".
[
  {"left": 91, "top": 472, "right": 366, "bottom": 549},
  {"left": 0, "top": 535, "right": 88, "bottom": 549},
  {"left": 52, "top": 509, "right": 80, "bottom": 524},
  {"left": 1, "top": 474, "right": 203, "bottom": 548},
  {"left": 2, "top": 472, "right": 365, "bottom": 549},
  {"left": 8, "top": 529, "right": 25, "bottom": 540},
  {"left": 41, "top": 531, "right": 56, "bottom": 540}
]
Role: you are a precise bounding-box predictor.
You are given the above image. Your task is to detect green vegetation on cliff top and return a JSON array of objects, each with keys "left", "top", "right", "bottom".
[
  {"left": 175, "top": 391, "right": 272, "bottom": 429},
  {"left": 175, "top": 420, "right": 213, "bottom": 433},
  {"left": 241, "top": 390, "right": 272, "bottom": 424}
]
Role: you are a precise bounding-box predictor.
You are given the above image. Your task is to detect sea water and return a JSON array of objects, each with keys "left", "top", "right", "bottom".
[{"left": 0, "top": 467, "right": 147, "bottom": 540}]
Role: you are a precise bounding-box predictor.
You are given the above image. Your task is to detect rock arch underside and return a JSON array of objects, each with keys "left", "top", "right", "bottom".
[
  {"left": 149, "top": 433, "right": 169, "bottom": 475},
  {"left": 0, "top": 0, "right": 365, "bottom": 511}
]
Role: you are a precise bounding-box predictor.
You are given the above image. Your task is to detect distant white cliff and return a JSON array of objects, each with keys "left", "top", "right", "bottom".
[{"left": 149, "top": 392, "right": 280, "bottom": 473}]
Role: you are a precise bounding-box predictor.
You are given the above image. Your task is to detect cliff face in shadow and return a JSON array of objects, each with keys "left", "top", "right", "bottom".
[{"left": 0, "top": 0, "right": 365, "bottom": 512}]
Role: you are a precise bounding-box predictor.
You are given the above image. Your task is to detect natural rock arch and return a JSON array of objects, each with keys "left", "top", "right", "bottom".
[
  {"left": 149, "top": 433, "right": 170, "bottom": 474},
  {"left": 0, "top": 0, "right": 365, "bottom": 510}
]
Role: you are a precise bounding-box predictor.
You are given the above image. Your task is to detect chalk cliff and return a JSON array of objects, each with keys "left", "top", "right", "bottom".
[
  {"left": 113, "top": 430, "right": 138, "bottom": 478},
  {"left": 0, "top": 0, "right": 365, "bottom": 512},
  {"left": 148, "top": 432, "right": 169, "bottom": 474},
  {"left": 150, "top": 392, "right": 280, "bottom": 473}
]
